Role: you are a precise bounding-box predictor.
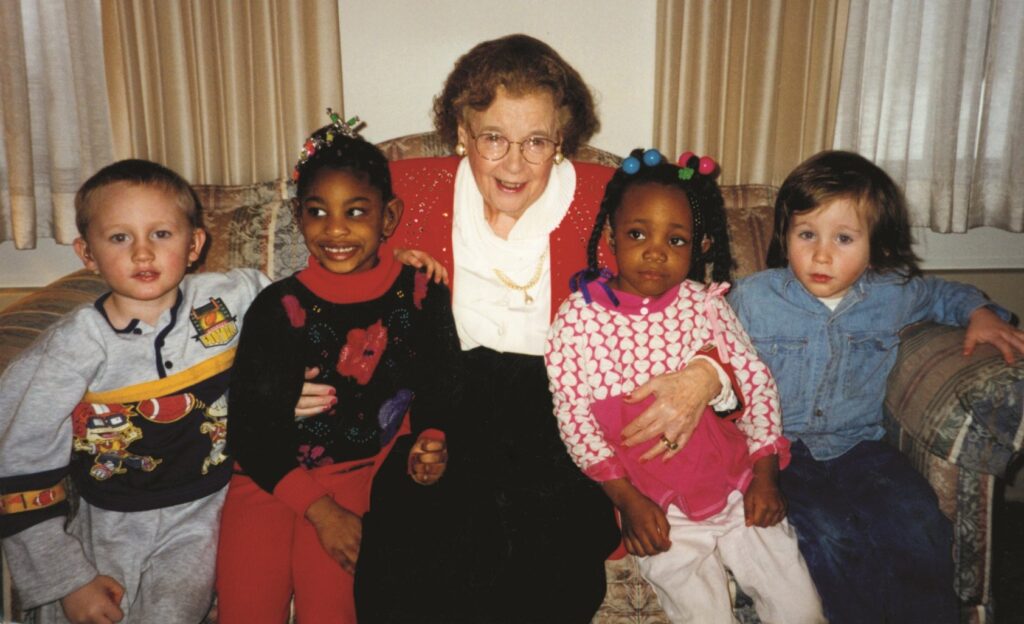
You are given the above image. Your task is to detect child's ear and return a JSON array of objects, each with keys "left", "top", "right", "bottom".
[
  {"left": 701, "top": 235, "right": 713, "bottom": 254},
  {"left": 188, "top": 228, "right": 207, "bottom": 266},
  {"left": 381, "top": 198, "right": 404, "bottom": 240},
  {"left": 73, "top": 237, "right": 97, "bottom": 273}
]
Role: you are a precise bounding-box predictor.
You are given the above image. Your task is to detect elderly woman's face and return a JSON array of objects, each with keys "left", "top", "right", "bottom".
[{"left": 458, "top": 88, "right": 561, "bottom": 226}]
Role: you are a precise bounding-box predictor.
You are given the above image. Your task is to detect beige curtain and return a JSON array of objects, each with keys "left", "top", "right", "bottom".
[
  {"left": 835, "top": 0, "right": 1024, "bottom": 233},
  {"left": 0, "top": 0, "right": 113, "bottom": 248},
  {"left": 654, "top": 0, "right": 848, "bottom": 187},
  {"left": 102, "top": 0, "right": 344, "bottom": 186}
]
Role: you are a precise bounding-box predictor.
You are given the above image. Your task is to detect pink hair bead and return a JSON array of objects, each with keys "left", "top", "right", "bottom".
[
  {"left": 698, "top": 156, "right": 716, "bottom": 175},
  {"left": 677, "top": 151, "right": 695, "bottom": 167}
]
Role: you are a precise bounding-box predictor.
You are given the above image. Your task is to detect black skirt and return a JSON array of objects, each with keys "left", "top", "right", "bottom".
[{"left": 357, "top": 347, "right": 620, "bottom": 624}]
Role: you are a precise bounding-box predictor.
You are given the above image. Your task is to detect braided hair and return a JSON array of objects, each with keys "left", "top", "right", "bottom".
[
  {"left": 293, "top": 124, "right": 395, "bottom": 208},
  {"left": 582, "top": 148, "right": 733, "bottom": 286}
]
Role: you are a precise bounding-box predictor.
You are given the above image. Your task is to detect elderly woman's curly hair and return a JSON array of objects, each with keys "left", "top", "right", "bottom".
[{"left": 432, "top": 34, "right": 599, "bottom": 158}]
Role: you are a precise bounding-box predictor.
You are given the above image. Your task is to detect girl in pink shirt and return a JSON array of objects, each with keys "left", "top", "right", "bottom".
[{"left": 545, "top": 149, "right": 823, "bottom": 624}]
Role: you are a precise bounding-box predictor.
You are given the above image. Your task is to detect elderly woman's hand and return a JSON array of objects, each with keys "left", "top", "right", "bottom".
[{"left": 621, "top": 359, "right": 723, "bottom": 462}]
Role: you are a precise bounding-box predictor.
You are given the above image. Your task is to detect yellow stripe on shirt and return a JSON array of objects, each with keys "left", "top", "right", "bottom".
[{"left": 83, "top": 348, "right": 236, "bottom": 404}]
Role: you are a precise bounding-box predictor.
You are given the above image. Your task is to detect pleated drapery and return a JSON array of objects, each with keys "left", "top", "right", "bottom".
[
  {"left": 102, "top": 0, "right": 345, "bottom": 186},
  {"left": 834, "top": 0, "right": 1024, "bottom": 232},
  {"left": 653, "top": 0, "right": 849, "bottom": 187},
  {"left": 0, "top": 0, "right": 113, "bottom": 248}
]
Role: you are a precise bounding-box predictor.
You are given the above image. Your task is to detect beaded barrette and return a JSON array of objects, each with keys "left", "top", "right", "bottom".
[
  {"left": 676, "top": 151, "right": 717, "bottom": 180},
  {"left": 292, "top": 108, "right": 363, "bottom": 182},
  {"left": 618, "top": 148, "right": 717, "bottom": 181}
]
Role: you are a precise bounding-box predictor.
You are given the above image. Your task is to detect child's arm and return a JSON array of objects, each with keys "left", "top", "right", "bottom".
[
  {"left": 228, "top": 289, "right": 331, "bottom": 512},
  {"left": 964, "top": 307, "right": 1024, "bottom": 363},
  {"left": 706, "top": 294, "right": 791, "bottom": 521},
  {"left": 60, "top": 575, "right": 125, "bottom": 624},
  {"left": 743, "top": 455, "right": 786, "bottom": 527},
  {"left": 394, "top": 248, "right": 449, "bottom": 285},
  {"left": 601, "top": 478, "right": 671, "bottom": 556},
  {"left": 545, "top": 301, "right": 629, "bottom": 482},
  {"left": 304, "top": 496, "right": 362, "bottom": 575},
  {"left": 0, "top": 326, "right": 111, "bottom": 609}
]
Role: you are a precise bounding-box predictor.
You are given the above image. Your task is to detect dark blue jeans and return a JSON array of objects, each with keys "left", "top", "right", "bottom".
[{"left": 781, "top": 439, "right": 957, "bottom": 624}]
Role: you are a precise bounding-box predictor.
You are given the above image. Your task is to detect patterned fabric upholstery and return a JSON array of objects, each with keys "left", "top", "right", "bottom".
[{"left": 1, "top": 133, "right": 1020, "bottom": 624}]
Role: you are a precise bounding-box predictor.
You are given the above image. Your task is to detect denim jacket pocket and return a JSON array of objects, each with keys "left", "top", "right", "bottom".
[
  {"left": 841, "top": 331, "right": 900, "bottom": 399},
  {"left": 751, "top": 336, "right": 809, "bottom": 405}
]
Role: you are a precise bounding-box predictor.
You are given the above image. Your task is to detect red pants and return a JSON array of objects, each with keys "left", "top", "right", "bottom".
[{"left": 216, "top": 427, "right": 406, "bottom": 623}]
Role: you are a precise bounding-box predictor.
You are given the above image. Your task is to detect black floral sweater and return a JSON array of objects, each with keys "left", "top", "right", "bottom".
[{"left": 227, "top": 253, "right": 460, "bottom": 514}]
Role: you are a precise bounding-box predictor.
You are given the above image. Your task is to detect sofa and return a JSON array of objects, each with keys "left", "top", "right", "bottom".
[{"left": 2, "top": 133, "right": 1022, "bottom": 624}]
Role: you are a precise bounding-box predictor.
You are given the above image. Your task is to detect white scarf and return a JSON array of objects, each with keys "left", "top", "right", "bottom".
[{"left": 451, "top": 157, "right": 576, "bottom": 355}]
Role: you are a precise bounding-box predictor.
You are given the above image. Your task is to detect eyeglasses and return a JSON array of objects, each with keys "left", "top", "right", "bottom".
[{"left": 469, "top": 130, "right": 560, "bottom": 165}]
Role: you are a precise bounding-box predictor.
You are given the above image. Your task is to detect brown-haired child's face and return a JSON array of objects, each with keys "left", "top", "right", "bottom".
[
  {"left": 73, "top": 183, "right": 205, "bottom": 326},
  {"left": 786, "top": 197, "right": 871, "bottom": 300},
  {"left": 297, "top": 168, "right": 402, "bottom": 275}
]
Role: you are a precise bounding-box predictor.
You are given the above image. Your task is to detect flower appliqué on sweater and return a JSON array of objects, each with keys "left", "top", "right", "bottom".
[
  {"left": 297, "top": 444, "right": 334, "bottom": 468},
  {"left": 336, "top": 319, "right": 387, "bottom": 385}
]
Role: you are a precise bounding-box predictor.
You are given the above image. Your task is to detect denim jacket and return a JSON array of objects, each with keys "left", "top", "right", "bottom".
[{"left": 727, "top": 268, "right": 1009, "bottom": 460}]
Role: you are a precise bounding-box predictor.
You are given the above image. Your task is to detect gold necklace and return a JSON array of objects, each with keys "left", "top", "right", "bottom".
[{"left": 493, "top": 249, "right": 547, "bottom": 305}]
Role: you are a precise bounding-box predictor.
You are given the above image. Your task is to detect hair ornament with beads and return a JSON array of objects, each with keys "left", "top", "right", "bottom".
[
  {"left": 677, "top": 151, "right": 717, "bottom": 181},
  {"left": 292, "top": 108, "right": 363, "bottom": 182},
  {"left": 620, "top": 148, "right": 665, "bottom": 175}
]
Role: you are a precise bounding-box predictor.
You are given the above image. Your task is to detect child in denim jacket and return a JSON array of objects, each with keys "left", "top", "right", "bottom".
[{"left": 728, "top": 150, "right": 1024, "bottom": 624}]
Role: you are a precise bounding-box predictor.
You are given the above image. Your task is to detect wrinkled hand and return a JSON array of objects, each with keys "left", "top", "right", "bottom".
[
  {"left": 295, "top": 366, "right": 336, "bottom": 420},
  {"left": 60, "top": 574, "right": 125, "bottom": 624},
  {"left": 964, "top": 307, "right": 1024, "bottom": 364},
  {"left": 394, "top": 248, "right": 450, "bottom": 285},
  {"left": 408, "top": 433, "right": 448, "bottom": 485},
  {"left": 743, "top": 456, "right": 785, "bottom": 527},
  {"left": 621, "top": 360, "right": 722, "bottom": 462},
  {"left": 305, "top": 496, "right": 362, "bottom": 574},
  {"left": 603, "top": 479, "right": 671, "bottom": 556}
]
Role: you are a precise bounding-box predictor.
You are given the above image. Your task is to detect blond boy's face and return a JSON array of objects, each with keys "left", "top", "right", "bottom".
[
  {"left": 74, "top": 183, "right": 205, "bottom": 326},
  {"left": 785, "top": 197, "right": 871, "bottom": 300}
]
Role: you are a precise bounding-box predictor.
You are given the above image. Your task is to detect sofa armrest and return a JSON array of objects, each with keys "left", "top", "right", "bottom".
[
  {"left": 884, "top": 322, "right": 1024, "bottom": 477},
  {"left": 0, "top": 270, "right": 108, "bottom": 375}
]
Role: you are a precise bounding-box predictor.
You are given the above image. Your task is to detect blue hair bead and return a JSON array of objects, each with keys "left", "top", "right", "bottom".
[
  {"left": 642, "top": 149, "right": 662, "bottom": 167},
  {"left": 621, "top": 157, "right": 641, "bottom": 175}
]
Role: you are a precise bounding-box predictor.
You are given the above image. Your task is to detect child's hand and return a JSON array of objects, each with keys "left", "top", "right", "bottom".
[
  {"left": 305, "top": 496, "right": 362, "bottom": 575},
  {"left": 744, "top": 455, "right": 785, "bottom": 527},
  {"left": 393, "top": 248, "right": 450, "bottom": 285},
  {"left": 964, "top": 307, "right": 1024, "bottom": 364},
  {"left": 60, "top": 574, "right": 125, "bottom": 624},
  {"left": 408, "top": 432, "right": 448, "bottom": 485},
  {"left": 295, "top": 366, "right": 336, "bottom": 420},
  {"left": 602, "top": 478, "right": 671, "bottom": 556}
]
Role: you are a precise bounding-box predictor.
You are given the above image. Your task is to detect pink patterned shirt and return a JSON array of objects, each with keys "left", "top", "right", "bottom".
[{"left": 545, "top": 278, "right": 788, "bottom": 517}]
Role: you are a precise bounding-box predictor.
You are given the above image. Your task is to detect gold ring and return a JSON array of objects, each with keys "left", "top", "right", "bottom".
[{"left": 660, "top": 435, "right": 679, "bottom": 451}]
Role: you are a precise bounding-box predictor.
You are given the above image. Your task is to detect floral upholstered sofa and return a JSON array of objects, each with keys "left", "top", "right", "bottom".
[{"left": 2, "top": 133, "right": 1022, "bottom": 624}]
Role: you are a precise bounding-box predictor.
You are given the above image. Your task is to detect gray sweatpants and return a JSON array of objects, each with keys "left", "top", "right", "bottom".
[{"left": 34, "top": 488, "right": 226, "bottom": 624}]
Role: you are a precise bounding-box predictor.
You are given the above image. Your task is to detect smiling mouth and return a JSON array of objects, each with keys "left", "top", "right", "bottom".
[
  {"left": 320, "top": 244, "right": 358, "bottom": 259},
  {"left": 496, "top": 178, "right": 526, "bottom": 192}
]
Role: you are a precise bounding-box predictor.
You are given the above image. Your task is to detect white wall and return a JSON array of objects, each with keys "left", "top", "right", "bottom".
[
  {"left": 337, "top": 0, "right": 657, "bottom": 156},
  {"left": 1, "top": 0, "right": 1022, "bottom": 288}
]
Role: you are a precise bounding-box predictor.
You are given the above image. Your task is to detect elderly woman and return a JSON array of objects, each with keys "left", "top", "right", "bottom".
[{"left": 358, "top": 34, "right": 720, "bottom": 623}]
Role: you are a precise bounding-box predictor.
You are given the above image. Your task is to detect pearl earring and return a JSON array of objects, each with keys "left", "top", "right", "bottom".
[{"left": 455, "top": 143, "right": 467, "bottom": 157}]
